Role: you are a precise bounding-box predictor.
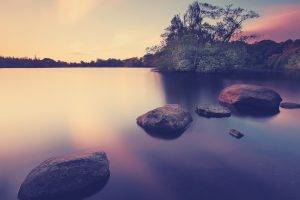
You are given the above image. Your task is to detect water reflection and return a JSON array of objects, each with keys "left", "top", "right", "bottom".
[
  {"left": 159, "top": 73, "right": 285, "bottom": 118},
  {"left": 160, "top": 73, "right": 225, "bottom": 109},
  {"left": 139, "top": 127, "right": 186, "bottom": 140},
  {"left": 224, "top": 105, "right": 280, "bottom": 117},
  {"left": 0, "top": 69, "right": 299, "bottom": 200}
]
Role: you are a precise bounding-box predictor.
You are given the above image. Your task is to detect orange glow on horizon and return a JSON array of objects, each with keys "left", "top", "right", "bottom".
[
  {"left": 245, "top": 4, "right": 300, "bottom": 42},
  {"left": 0, "top": 1, "right": 299, "bottom": 61}
]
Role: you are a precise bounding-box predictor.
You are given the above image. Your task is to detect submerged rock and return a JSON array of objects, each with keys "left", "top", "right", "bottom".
[
  {"left": 196, "top": 105, "right": 231, "bottom": 118},
  {"left": 280, "top": 102, "right": 300, "bottom": 109},
  {"left": 137, "top": 104, "right": 193, "bottom": 138},
  {"left": 18, "top": 150, "right": 110, "bottom": 200},
  {"left": 219, "top": 84, "right": 282, "bottom": 115},
  {"left": 229, "top": 129, "right": 244, "bottom": 139}
]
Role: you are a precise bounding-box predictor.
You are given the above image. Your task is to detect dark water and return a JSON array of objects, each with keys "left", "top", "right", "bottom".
[{"left": 0, "top": 68, "right": 300, "bottom": 200}]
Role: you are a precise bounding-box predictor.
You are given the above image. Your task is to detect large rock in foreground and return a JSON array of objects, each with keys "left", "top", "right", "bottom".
[
  {"left": 18, "top": 150, "right": 110, "bottom": 200},
  {"left": 219, "top": 84, "right": 282, "bottom": 115},
  {"left": 196, "top": 105, "right": 231, "bottom": 118},
  {"left": 137, "top": 104, "right": 193, "bottom": 138}
]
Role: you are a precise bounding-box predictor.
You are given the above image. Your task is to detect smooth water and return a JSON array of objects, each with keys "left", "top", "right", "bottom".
[{"left": 0, "top": 68, "right": 300, "bottom": 200}]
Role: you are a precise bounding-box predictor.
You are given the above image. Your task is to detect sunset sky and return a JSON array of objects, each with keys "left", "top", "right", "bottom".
[{"left": 0, "top": 0, "right": 299, "bottom": 62}]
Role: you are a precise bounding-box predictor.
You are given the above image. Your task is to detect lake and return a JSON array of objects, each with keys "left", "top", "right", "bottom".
[{"left": 0, "top": 68, "right": 300, "bottom": 200}]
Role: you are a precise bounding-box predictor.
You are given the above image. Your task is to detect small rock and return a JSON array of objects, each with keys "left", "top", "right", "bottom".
[
  {"left": 137, "top": 104, "right": 193, "bottom": 136},
  {"left": 219, "top": 84, "right": 282, "bottom": 115},
  {"left": 280, "top": 102, "right": 300, "bottom": 109},
  {"left": 18, "top": 150, "right": 110, "bottom": 200},
  {"left": 196, "top": 105, "right": 231, "bottom": 118},
  {"left": 229, "top": 129, "right": 244, "bottom": 139}
]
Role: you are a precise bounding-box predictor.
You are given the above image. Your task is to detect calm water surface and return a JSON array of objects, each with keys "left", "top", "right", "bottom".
[{"left": 0, "top": 68, "right": 300, "bottom": 200}]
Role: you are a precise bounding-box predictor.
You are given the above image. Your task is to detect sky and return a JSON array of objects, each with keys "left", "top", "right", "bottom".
[{"left": 0, "top": 0, "right": 299, "bottom": 62}]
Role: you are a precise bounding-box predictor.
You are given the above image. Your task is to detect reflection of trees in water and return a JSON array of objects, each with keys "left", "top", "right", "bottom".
[
  {"left": 160, "top": 73, "right": 226, "bottom": 111},
  {"left": 159, "top": 73, "right": 300, "bottom": 119},
  {"left": 245, "top": 78, "right": 300, "bottom": 100}
]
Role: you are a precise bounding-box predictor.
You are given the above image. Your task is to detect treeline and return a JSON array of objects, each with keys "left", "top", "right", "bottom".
[
  {"left": 246, "top": 39, "right": 300, "bottom": 72},
  {"left": 0, "top": 56, "right": 156, "bottom": 68},
  {"left": 147, "top": 1, "right": 300, "bottom": 73}
]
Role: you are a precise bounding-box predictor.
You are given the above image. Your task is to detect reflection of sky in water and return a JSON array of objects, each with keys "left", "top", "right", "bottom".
[{"left": 0, "top": 68, "right": 299, "bottom": 200}]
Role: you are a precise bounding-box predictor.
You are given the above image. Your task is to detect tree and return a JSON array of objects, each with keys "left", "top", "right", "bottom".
[
  {"left": 163, "top": 15, "right": 185, "bottom": 43},
  {"left": 214, "top": 4, "right": 259, "bottom": 42},
  {"left": 182, "top": 2, "right": 204, "bottom": 68},
  {"left": 162, "top": 1, "right": 259, "bottom": 44},
  {"left": 149, "top": 1, "right": 260, "bottom": 72},
  {"left": 184, "top": 2, "right": 202, "bottom": 38}
]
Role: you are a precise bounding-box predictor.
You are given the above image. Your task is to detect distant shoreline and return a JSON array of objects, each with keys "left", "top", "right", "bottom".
[
  {"left": 0, "top": 56, "right": 155, "bottom": 68},
  {"left": 0, "top": 66, "right": 153, "bottom": 69}
]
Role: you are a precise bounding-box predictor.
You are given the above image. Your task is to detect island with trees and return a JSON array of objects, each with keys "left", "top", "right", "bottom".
[{"left": 147, "top": 1, "right": 300, "bottom": 75}]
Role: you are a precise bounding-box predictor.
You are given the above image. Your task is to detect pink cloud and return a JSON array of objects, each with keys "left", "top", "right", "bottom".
[{"left": 244, "top": 4, "right": 300, "bottom": 42}]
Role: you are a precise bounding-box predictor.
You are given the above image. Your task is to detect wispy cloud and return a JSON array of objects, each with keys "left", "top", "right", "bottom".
[
  {"left": 56, "top": 0, "right": 101, "bottom": 24},
  {"left": 245, "top": 4, "right": 300, "bottom": 41},
  {"left": 68, "top": 51, "right": 92, "bottom": 56}
]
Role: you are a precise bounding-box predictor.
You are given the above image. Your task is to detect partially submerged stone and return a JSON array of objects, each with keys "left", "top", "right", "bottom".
[
  {"left": 18, "top": 150, "right": 110, "bottom": 200},
  {"left": 229, "top": 129, "right": 244, "bottom": 139},
  {"left": 195, "top": 105, "right": 231, "bottom": 118},
  {"left": 280, "top": 102, "right": 300, "bottom": 109},
  {"left": 137, "top": 104, "right": 193, "bottom": 138},
  {"left": 219, "top": 84, "right": 282, "bottom": 115}
]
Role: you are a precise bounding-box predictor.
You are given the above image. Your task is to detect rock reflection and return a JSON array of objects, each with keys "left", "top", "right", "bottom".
[
  {"left": 142, "top": 128, "right": 186, "bottom": 140},
  {"left": 225, "top": 105, "right": 280, "bottom": 118}
]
